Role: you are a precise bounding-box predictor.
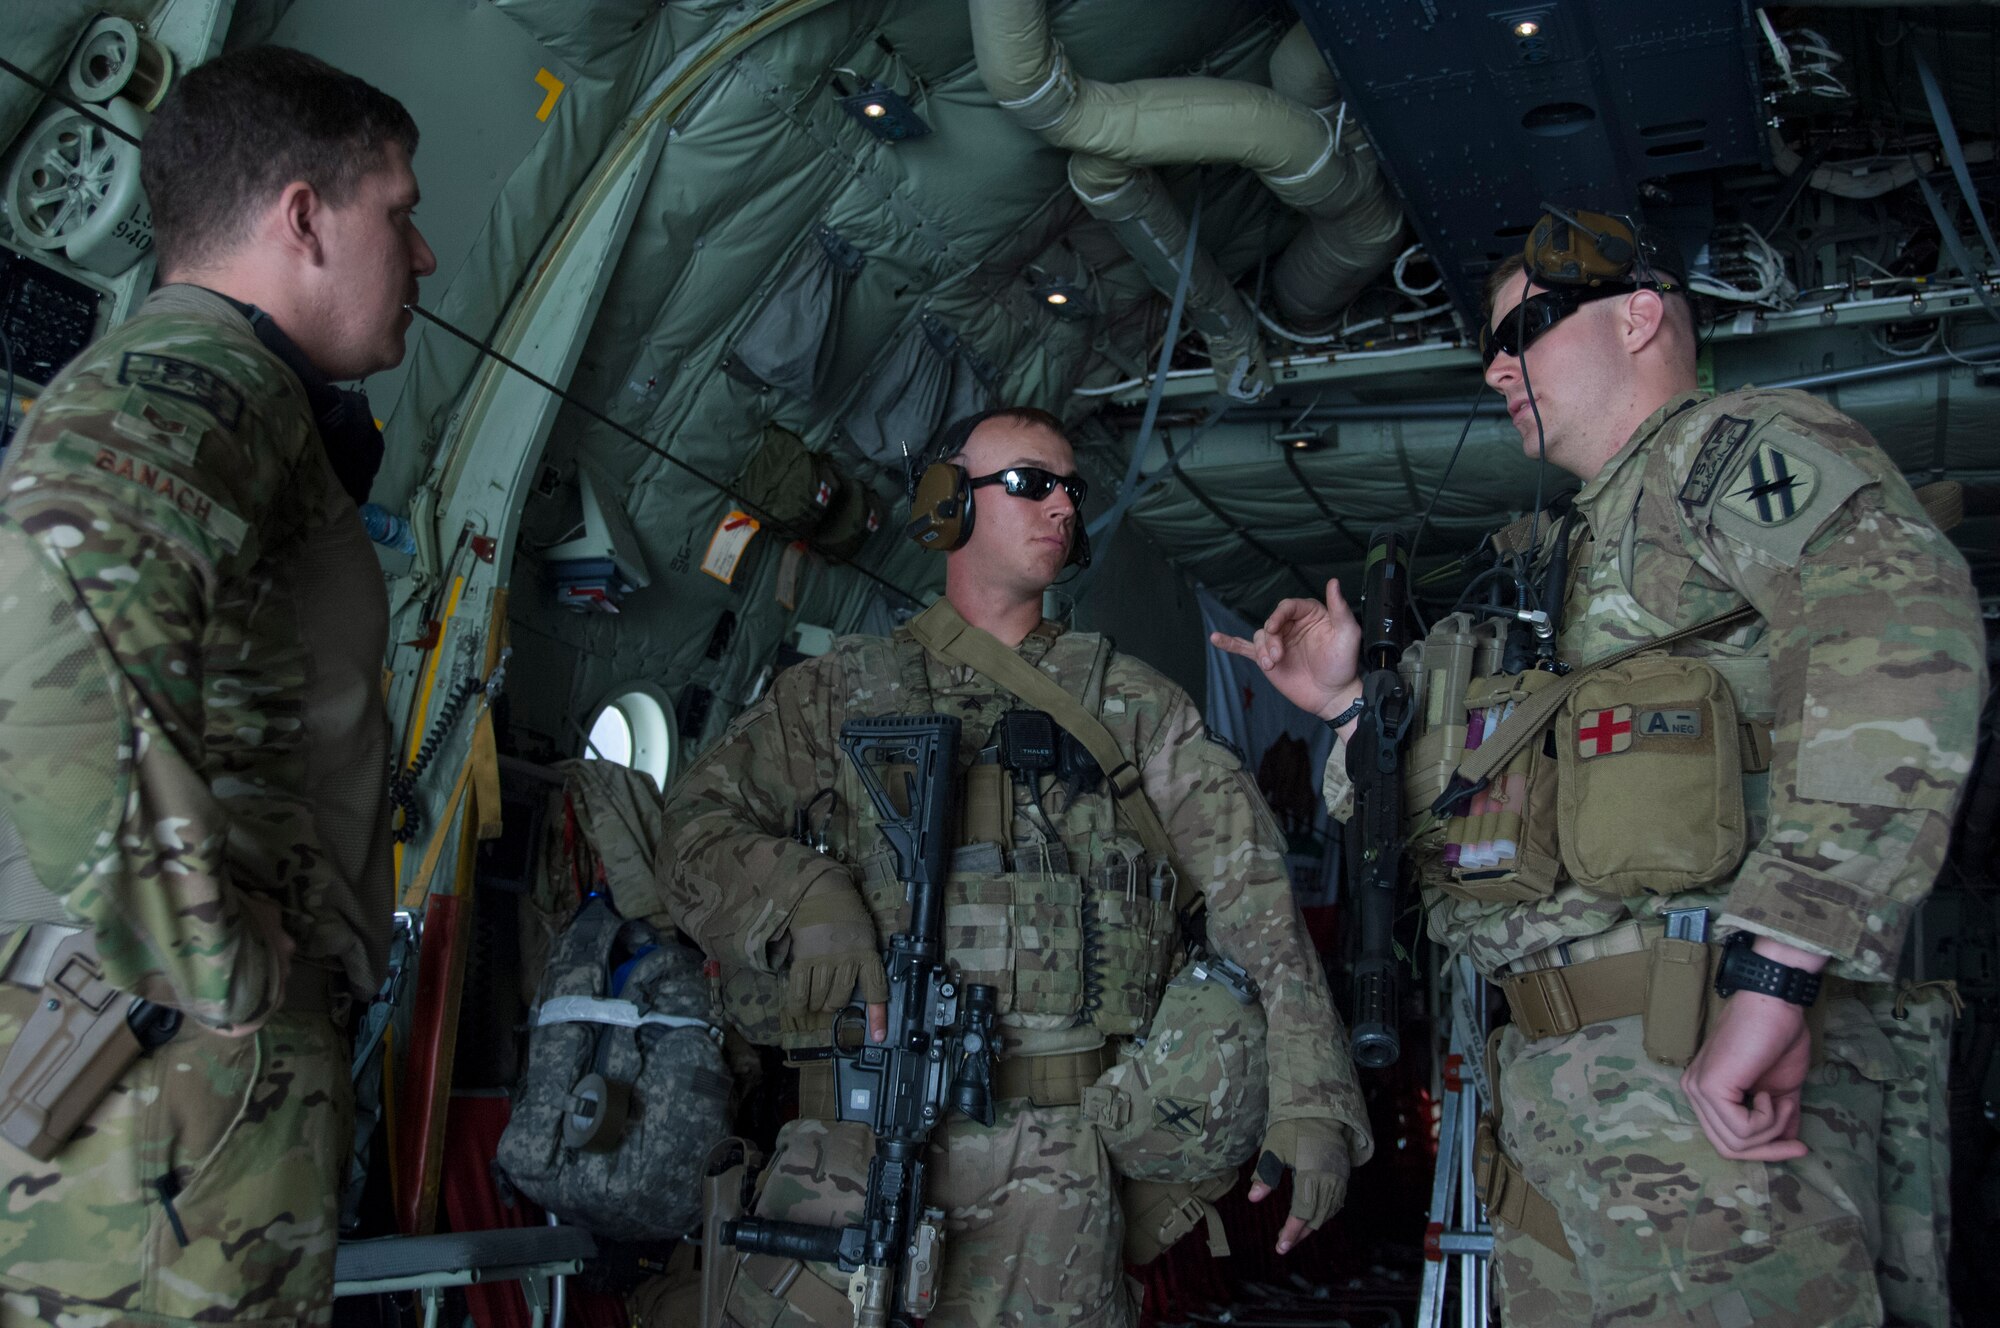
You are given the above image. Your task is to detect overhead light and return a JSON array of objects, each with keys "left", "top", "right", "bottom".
[
  {"left": 1513, "top": 19, "right": 1540, "bottom": 37},
  {"left": 1030, "top": 275, "right": 1093, "bottom": 320},
  {"left": 840, "top": 83, "right": 929, "bottom": 142},
  {"left": 1275, "top": 429, "right": 1329, "bottom": 452}
]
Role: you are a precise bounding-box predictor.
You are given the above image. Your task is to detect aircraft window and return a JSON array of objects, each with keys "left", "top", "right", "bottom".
[
  {"left": 582, "top": 684, "right": 673, "bottom": 789},
  {"left": 586, "top": 707, "right": 633, "bottom": 766}
]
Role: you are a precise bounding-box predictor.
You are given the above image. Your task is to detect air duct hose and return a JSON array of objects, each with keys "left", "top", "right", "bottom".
[{"left": 971, "top": 4, "right": 1404, "bottom": 398}]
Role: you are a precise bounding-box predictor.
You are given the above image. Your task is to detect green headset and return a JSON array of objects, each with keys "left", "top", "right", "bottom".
[{"left": 903, "top": 407, "right": 1092, "bottom": 569}]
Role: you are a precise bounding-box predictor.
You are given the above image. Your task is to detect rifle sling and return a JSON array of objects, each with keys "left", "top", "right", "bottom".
[
  {"left": 1444, "top": 605, "right": 1756, "bottom": 802},
  {"left": 905, "top": 601, "right": 1190, "bottom": 911}
]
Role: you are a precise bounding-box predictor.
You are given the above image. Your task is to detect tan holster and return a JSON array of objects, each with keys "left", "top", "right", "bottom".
[
  {"left": 0, "top": 925, "right": 149, "bottom": 1160},
  {"left": 1473, "top": 1023, "right": 1574, "bottom": 1262}
]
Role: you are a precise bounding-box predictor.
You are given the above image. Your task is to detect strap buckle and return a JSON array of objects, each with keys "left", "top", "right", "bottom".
[
  {"left": 1106, "top": 760, "right": 1143, "bottom": 800},
  {"left": 1502, "top": 968, "right": 1579, "bottom": 1041}
]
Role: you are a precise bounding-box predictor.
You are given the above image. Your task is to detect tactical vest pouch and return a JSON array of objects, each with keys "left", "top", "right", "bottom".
[
  {"left": 1400, "top": 612, "right": 1489, "bottom": 851},
  {"left": 1081, "top": 846, "right": 1178, "bottom": 1035},
  {"left": 1439, "top": 668, "right": 1565, "bottom": 904},
  {"left": 1642, "top": 935, "right": 1716, "bottom": 1068},
  {"left": 1084, "top": 956, "right": 1269, "bottom": 1186},
  {"left": 862, "top": 867, "right": 1088, "bottom": 1019},
  {"left": 1555, "top": 655, "right": 1746, "bottom": 897},
  {"left": 496, "top": 897, "right": 732, "bottom": 1242}
]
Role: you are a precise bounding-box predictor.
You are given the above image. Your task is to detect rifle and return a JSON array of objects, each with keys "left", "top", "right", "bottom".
[
  {"left": 722, "top": 714, "right": 999, "bottom": 1328},
  {"left": 1347, "top": 527, "right": 1416, "bottom": 1069}
]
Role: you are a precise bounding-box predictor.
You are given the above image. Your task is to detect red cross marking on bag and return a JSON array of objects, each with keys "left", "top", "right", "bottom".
[{"left": 1578, "top": 708, "right": 1631, "bottom": 756}]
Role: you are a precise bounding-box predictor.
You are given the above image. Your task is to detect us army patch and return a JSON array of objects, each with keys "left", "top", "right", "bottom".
[
  {"left": 90, "top": 443, "right": 248, "bottom": 554},
  {"left": 1637, "top": 708, "right": 1701, "bottom": 738},
  {"left": 118, "top": 352, "right": 245, "bottom": 430},
  {"left": 1576, "top": 706, "right": 1633, "bottom": 758},
  {"left": 1718, "top": 442, "right": 1819, "bottom": 526},
  {"left": 1152, "top": 1096, "right": 1205, "bottom": 1137},
  {"left": 1678, "top": 415, "right": 1753, "bottom": 508}
]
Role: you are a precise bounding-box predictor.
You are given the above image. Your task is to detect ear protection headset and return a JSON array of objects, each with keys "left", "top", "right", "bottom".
[
  {"left": 904, "top": 407, "right": 1092, "bottom": 570},
  {"left": 1525, "top": 203, "right": 1683, "bottom": 293}
]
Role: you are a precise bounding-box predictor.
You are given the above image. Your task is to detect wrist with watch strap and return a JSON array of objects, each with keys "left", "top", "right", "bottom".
[{"left": 1713, "top": 930, "right": 1824, "bottom": 1007}]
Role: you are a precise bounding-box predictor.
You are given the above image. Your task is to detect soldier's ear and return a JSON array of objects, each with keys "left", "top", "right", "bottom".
[
  {"left": 1621, "top": 288, "right": 1669, "bottom": 357},
  {"left": 271, "top": 180, "right": 324, "bottom": 263}
]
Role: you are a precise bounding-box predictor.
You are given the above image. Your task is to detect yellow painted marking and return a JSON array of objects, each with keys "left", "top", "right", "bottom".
[
  {"left": 393, "top": 574, "right": 465, "bottom": 881},
  {"left": 534, "top": 69, "right": 565, "bottom": 122}
]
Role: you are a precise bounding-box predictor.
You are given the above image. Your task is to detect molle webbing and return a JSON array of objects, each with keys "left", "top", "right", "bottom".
[{"left": 904, "top": 601, "right": 1187, "bottom": 907}]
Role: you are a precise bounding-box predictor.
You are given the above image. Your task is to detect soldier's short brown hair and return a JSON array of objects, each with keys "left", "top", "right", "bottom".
[
  {"left": 142, "top": 47, "right": 418, "bottom": 273},
  {"left": 1483, "top": 254, "right": 1530, "bottom": 322}
]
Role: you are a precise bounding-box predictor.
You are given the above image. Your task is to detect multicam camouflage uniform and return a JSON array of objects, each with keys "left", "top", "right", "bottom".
[
  {"left": 0, "top": 286, "right": 393, "bottom": 1326},
  {"left": 664, "top": 617, "right": 1370, "bottom": 1327},
  {"left": 1328, "top": 387, "right": 1986, "bottom": 1327}
]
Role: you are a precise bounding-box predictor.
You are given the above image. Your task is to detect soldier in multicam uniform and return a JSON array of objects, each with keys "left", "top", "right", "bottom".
[
  {"left": 1217, "top": 209, "right": 1986, "bottom": 1326},
  {"left": 662, "top": 407, "right": 1370, "bottom": 1327},
  {"left": 0, "top": 48, "right": 434, "bottom": 1327}
]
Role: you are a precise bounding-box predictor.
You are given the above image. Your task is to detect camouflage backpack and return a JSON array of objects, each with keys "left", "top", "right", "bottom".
[{"left": 496, "top": 895, "right": 731, "bottom": 1241}]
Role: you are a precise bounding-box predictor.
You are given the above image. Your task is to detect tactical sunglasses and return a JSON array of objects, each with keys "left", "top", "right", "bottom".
[
  {"left": 968, "top": 466, "right": 1088, "bottom": 506},
  {"left": 1479, "top": 284, "right": 1634, "bottom": 368}
]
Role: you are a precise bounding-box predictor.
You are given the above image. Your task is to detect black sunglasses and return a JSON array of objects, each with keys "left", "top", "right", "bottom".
[
  {"left": 968, "top": 466, "right": 1088, "bottom": 506},
  {"left": 1479, "top": 285, "right": 1633, "bottom": 368}
]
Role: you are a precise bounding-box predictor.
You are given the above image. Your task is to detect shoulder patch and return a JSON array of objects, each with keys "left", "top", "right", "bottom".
[
  {"left": 1716, "top": 441, "right": 1818, "bottom": 527},
  {"left": 1677, "top": 414, "right": 1753, "bottom": 508},
  {"left": 117, "top": 353, "right": 245, "bottom": 431},
  {"left": 1703, "top": 421, "right": 1873, "bottom": 566}
]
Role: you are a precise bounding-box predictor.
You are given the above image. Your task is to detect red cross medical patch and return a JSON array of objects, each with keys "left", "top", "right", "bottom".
[
  {"left": 1577, "top": 706, "right": 1633, "bottom": 758},
  {"left": 813, "top": 479, "right": 834, "bottom": 508}
]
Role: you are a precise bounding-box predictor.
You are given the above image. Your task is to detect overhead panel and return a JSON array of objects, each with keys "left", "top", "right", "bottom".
[{"left": 1290, "top": 0, "right": 1767, "bottom": 324}]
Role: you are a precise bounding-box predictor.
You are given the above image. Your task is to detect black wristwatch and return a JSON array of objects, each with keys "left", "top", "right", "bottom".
[{"left": 1713, "top": 931, "right": 1824, "bottom": 1007}]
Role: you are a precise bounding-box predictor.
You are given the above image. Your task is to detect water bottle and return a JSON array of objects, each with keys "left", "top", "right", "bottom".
[{"left": 360, "top": 502, "right": 416, "bottom": 554}]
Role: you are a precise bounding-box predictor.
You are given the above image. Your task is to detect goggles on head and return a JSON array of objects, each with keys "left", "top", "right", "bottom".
[
  {"left": 1479, "top": 285, "right": 1634, "bottom": 368},
  {"left": 967, "top": 466, "right": 1087, "bottom": 507}
]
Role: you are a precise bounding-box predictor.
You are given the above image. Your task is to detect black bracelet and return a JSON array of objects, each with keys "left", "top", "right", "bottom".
[{"left": 1325, "top": 694, "right": 1365, "bottom": 731}]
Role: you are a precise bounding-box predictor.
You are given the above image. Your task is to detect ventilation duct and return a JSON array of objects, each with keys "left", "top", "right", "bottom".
[{"left": 971, "top": 4, "right": 1405, "bottom": 398}]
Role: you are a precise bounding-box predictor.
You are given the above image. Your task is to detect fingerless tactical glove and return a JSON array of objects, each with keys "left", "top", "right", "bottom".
[{"left": 1255, "top": 1117, "right": 1352, "bottom": 1232}]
